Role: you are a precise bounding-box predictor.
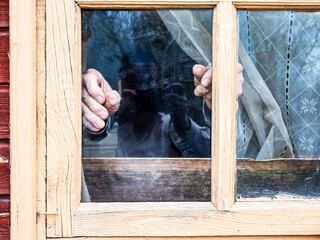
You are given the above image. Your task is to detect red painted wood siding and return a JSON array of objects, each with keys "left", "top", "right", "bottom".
[
  {"left": 0, "top": 196, "right": 9, "bottom": 240},
  {"left": 0, "top": 86, "right": 9, "bottom": 139},
  {"left": 0, "top": 0, "right": 10, "bottom": 239},
  {"left": 0, "top": 31, "right": 9, "bottom": 84},
  {"left": 0, "top": 2, "right": 9, "bottom": 28},
  {"left": 0, "top": 141, "right": 9, "bottom": 195}
]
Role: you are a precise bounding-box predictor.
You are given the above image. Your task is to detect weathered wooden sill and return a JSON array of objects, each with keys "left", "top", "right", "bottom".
[{"left": 83, "top": 158, "right": 320, "bottom": 202}]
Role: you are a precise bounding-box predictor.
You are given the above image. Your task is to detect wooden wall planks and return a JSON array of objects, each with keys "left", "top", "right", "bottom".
[
  {"left": 0, "top": 85, "right": 9, "bottom": 139},
  {"left": 0, "top": 140, "right": 9, "bottom": 160},
  {"left": 10, "top": 0, "right": 37, "bottom": 237},
  {"left": 0, "top": 31, "right": 9, "bottom": 84},
  {"left": 0, "top": 195, "right": 10, "bottom": 240},
  {"left": 0, "top": 1, "right": 9, "bottom": 27},
  {"left": 0, "top": 161, "right": 9, "bottom": 195},
  {"left": 0, "top": 0, "right": 9, "bottom": 139},
  {"left": 0, "top": 0, "right": 9, "bottom": 239},
  {"left": 0, "top": 197, "right": 10, "bottom": 213},
  {"left": 0, "top": 215, "right": 10, "bottom": 240}
]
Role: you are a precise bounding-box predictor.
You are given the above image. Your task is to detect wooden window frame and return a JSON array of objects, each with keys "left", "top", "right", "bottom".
[{"left": 10, "top": 0, "right": 320, "bottom": 239}]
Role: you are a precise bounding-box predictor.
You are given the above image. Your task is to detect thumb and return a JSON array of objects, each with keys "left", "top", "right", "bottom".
[{"left": 104, "top": 90, "right": 121, "bottom": 116}]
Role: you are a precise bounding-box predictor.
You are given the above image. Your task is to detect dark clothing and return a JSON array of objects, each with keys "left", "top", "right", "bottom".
[{"left": 85, "top": 10, "right": 211, "bottom": 157}]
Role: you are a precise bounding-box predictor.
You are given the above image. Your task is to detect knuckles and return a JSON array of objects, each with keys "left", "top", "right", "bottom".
[
  {"left": 237, "top": 63, "right": 244, "bottom": 73},
  {"left": 238, "top": 76, "right": 244, "bottom": 84}
]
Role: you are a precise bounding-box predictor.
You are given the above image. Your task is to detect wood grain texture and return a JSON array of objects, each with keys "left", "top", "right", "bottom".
[
  {"left": 49, "top": 237, "right": 320, "bottom": 240},
  {"left": 10, "top": 0, "right": 37, "bottom": 239},
  {"left": 0, "top": 31, "right": 9, "bottom": 53},
  {"left": 77, "top": 0, "right": 217, "bottom": 9},
  {"left": 0, "top": 162, "right": 9, "bottom": 195},
  {"left": 83, "top": 158, "right": 211, "bottom": 202},
  {"left": 73, "top": 201, "right": 320, "bottom": 236},
  {"left": 47, "top": 0, "right": 320, "bottom": 238},
  {"left": 46, "top": 0, "right": 82, "bottom": 237},
  {"left": 0, "top": 1, "right": 9, "bottom": 27},
  {"left": 234, "top": 0, "right": 320, "bottom": 10},
  {"left": 0, "top": 234, "right": 9, "bottom": 240},
  {"left": 0, "top": 140, "right": 9, "bottom": 162},
  {"left": 0, "top": 197, "right": 10, "bottom": 213},
  {"left": 0, "top": 196, "right": 9, "bottom": 240},
  {"left": 212, "top": 1, "right": 237, "bottom": 211},
  {"left": 0, "top": 31, "right": 9, "bottom": 84},
  {"left": 0, "top": 85, "right": 9, "bottom": 139},
  {"left": 0, "top": 215, "right": 10, "bottom": 239},
  {"left": 0, "top": 1, "right": 9, "bottom": 239},
  {"left": 83, "top": 158, "right": 320, "bottom": 202},
  {"left": 77, "top": 0, "right": 320, "bottom": 10},
  {"left": 36, "top": 0, "right": 47, "bottom": 240},
  {"left": 237, "top": 159, "right": 320, "bottom": 200}
]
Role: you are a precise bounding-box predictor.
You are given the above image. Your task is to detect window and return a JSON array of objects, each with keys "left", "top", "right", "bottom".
[
  {"left": 10, "top": 0, "right": 320, "bottom": 239},
  {"left": 236, "top": 10, "right": 320, "bottom": 200},
  {"left": 81, "top": 9, "right": 213, "bottom": 202}
]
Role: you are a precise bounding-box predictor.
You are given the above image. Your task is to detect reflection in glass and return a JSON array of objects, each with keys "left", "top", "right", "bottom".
[
  {"left": 236, "top": 11, "right": 320, "bottom": 200},
  {"left": 81, "top": 10, "right": 213, "bottom": 202}
]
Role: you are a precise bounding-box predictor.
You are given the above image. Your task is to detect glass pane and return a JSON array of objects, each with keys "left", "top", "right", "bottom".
[
  {"left": 236, "top": 10, "right": 320, "bottom": 200},
  {"left": 81, "top": 10, "right": 213, "bottom": 202}
]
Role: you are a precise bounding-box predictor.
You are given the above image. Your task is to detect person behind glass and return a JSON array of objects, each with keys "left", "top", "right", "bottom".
[{"left": 81, "top": 11, "right": 244, "bottom": 158}]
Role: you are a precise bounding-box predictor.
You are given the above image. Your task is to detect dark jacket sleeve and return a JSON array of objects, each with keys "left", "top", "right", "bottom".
[
  {"left": 169, "top": 101, "right": 211, "bottom": 158},
  {"left": 169, "top": 117, "right": 211, "bottom": 158},
  {"left": 86, "top": 11, "right": 125, "bottom": 91},
  {"left": 82, "top": 115, "right": 115, "bottom": 142}
]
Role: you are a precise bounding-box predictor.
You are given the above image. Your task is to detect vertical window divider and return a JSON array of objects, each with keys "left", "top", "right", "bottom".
[
  {"left": 212, "top": 0, "right": 237, "bottom": 211},
  {"left": 46, "top": 0, "right": 81, "bottom": 236}
]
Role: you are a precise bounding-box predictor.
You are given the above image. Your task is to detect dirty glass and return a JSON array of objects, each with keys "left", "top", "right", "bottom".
[
  {"left": 81, "top": 10, "right": 213, "bottom": 202},
  {"left": 236, "top": 10, "right": 320, "bottom": 200}
]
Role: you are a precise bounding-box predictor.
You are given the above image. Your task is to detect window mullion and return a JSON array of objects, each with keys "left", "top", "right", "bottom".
[{"left": 212, "top": 1, "right": 237, "bottom": 211}]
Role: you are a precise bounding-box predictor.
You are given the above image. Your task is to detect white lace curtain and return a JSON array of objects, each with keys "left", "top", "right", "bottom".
[{"left": 158, "top": 10, "right": 320, "bottom": 159}]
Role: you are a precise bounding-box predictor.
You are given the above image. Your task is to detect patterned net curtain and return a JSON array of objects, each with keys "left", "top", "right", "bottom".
[
  {"left": 159, "top": 10, "right": 320, "bottom": 160},
  {"left": 238, "top": 11, "right": 320, "bottom": 159}
]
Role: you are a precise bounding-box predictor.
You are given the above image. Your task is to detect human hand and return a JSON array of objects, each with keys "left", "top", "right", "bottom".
[
  {"left": 193, "top": 64, "right": 212, "bottom": 109},
  {"left": 193, "top": 63, "right": 245, "bottom": 110},
  {"left": 236, "top": 63, "right": 244, "bottom": 98},
  {"left": 82, "top": 69, "right": 121, "bottom": 132}
]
